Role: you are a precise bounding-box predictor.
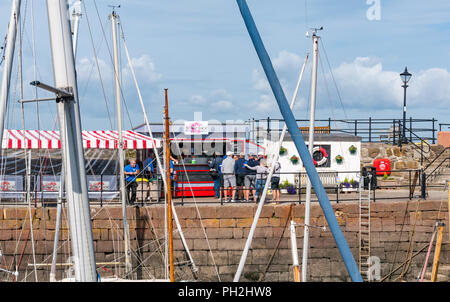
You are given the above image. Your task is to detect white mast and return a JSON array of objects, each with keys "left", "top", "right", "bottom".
[
  {"left": 50, "top": 2, "right": 82, "bottom": 281},
  {"left": 290, "top": 220, "right": 301, "bottom": 282},
  {"left": 301, "top": 27, "right": 321, "bottom": 282},
  {"left": 234, "top": 53, "right": 309, "bottom": 282},
  {"left": 119, "top": 27, "right": 199, "bottom": 277},
  {"left": 46, "top": 0, "right": 96, "bottom": 282},
  {"left": 0, "top": 0, "right": 21, "bottom": 146},
  {"left": 110, "top": 9, "right": 132, "bottom": 278},
  {"left": 70, "top": 0, "right": 82, "bottom": 58}
]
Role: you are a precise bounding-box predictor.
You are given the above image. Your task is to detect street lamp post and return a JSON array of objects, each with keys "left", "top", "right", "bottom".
[{"left": 400, "top": 67, "right": 412, "bottom": 146}]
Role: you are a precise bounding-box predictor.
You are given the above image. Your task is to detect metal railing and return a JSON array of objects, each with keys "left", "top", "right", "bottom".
[
  {"left": 250, "top": 117, "right": 437, "bottom": 145},
  {"left": 439, "top": 123, "right": 450, "bottom": 131},
  {"left": 0, "top": 169, "right": 428, "bottom": 206},
  {"left": 425, "top": 147, "right": 450, "bottom": 183}
]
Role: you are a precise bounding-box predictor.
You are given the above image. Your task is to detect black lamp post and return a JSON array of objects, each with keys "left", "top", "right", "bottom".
[{"left": 400, "top": 67, "right": 412, "bottom": 145}]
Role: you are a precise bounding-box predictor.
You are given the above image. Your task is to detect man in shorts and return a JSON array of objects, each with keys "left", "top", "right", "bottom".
[
  {"left": 221, "top": 151, "right": 236, "bottom": 202},
  {"left": 271, "top": 161, "right": 281, "bottom": 202},
  {"left": 234, "top": 152, "right": 247, "bottom": 201},
  {"left": 244, "top": 153, "right": 258, "bottom": 202}
]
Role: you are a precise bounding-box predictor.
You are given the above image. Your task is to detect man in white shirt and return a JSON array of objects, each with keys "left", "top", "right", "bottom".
[{"left": 221, "top": 151, "right": 237, "bottom": 202}]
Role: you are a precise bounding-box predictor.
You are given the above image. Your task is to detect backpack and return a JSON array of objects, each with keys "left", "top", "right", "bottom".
[{"left": 209, "top": 158, "right": 219, "bottom": 178}]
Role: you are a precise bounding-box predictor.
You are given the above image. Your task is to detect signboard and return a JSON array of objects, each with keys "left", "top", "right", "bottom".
[
  {"left": 0, "top": 176, "right": 23, "bottom": 199},
  {"left": 86, "top": 175, "right": 118, "bottom": 200},
  {"left": 37, "top": 176, "right": 61, "bottom": 199},
  {"left": 184, "top": 121, "right": 208, "bottom": 135},
  {"left": 88, "top": 179, "right": 111, "bottom": 191},
  {"left": 0, "top": 179, "right": 17, "bottom": 191},
  {"left": 36, "top": 175, "right": 118, "bottom": 200}
]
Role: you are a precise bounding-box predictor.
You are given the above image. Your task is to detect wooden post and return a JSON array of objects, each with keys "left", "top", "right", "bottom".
[
  {"left": 164, "top": 89, "right": 174, "bottom": 282},
  {"left": 431, "top": 223, "right": 444, "bottom": 282}
]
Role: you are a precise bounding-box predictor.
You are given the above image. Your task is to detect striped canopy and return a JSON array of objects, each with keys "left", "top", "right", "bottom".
[{"left": 2, "top": 130, "right": 161, "bottom": 149}]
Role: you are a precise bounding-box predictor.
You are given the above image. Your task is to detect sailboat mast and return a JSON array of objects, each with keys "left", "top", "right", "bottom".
[
  {"left": 46, "top": 0, "right": 96, "bottom": 282},
  {"left": 71, "top": 2, "right": 82, "bottom": 58},
  {"left": 0, "top": 0, "right": 21, "bottom": 148},
  {"left": 164, "top": 88, "right": 175, "bottom": 282},
  {"left": 233, "top": 53, "right": 308, "bottom": 282},
  {"left": 110, "top": 9, "right": 132, "bottom": 278},
  {"left": 302, "top": 29, "right": 320, "bottom": 282},
  {"left": 50, "top": 5, "right": 82, "bottom": 281}
]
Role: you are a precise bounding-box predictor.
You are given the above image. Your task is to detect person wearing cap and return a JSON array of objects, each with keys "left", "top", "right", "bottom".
[
  {"left": 244, "top": 153, "right": 258, "bottom": 202},
  {"left": 221, "top": 151, "right": 236, "bottom": 202},
  {"left": 234, "top": 152, "right": 247, "bottom": 201},
  {"left": 244, "top": 159, "right": 269, "bottom": 203},
  {"left": 257, "top": 151, "right": 265, "bottom": 161}
]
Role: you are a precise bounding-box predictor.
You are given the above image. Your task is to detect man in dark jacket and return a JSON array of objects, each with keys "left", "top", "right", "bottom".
[
  {"left": 244, "top": 153, "right": 259, "bottom": 202},
  {"left": 208, "top": 152, "right": 223, "bottom": 199},
  {"left": 234, "top": 152, "right": 247, "bottom": 201}
]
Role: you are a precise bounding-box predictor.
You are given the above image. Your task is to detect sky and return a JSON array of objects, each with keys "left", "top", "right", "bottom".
[{"left": 0, "top": 0, "right": 449, "bottom": 131}]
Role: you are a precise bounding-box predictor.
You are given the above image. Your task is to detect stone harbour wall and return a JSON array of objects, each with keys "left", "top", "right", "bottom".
[{"left": 0, "top": 200, "right": 448, "bottom": 282}]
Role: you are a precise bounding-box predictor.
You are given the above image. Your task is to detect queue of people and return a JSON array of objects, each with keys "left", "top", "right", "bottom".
[
  {"left": 124, "top": 150, "right": 282, "bottom": 205},
  {"left": 208, "top": 151, "right": 281, "bottom": 203}
]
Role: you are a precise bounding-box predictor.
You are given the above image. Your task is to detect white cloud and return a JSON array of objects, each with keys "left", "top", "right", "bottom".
[
  {"left": 184, "top": 88, "right": 235, "bottom": 113},
  {"left": 77, "top": 57, "right": 112, "bottom": 82},
  {"left": 251, "top": 50, "right": 307, "bottom": 113},
  {"left": 213, "top": 100, "right": 233, "bottom": 111},
  {"left": 250, "top": 51, "right": 450, "bottom": 116},
  {"left": 188, "top": 95, "right": 207, "bottom": 105},
  {"left": 331, "top": 57, "right": 450, "bottom": 110},
  {"left": 125, "top": 54, "right": 162, "bottom": 83},
  {"left": 77, "top": 54, "right": 162, "bottom": 86},
  {"left": 330, "top": 56, "right": 402, "bottom": 109}
]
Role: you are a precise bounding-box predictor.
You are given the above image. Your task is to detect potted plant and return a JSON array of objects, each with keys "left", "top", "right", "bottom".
[
  {"left": 349, "top": 145, "right": 357, "bottom": 154},
  {"left": 380, "top": 172, "right": 396, "bottom": 188},
  {"left": 341, "top": 177, "right": 357, "bottom": 192},
  {"left": 279, "top": 146, "right": 287, "bottom": 156},
  {"left": 279, "top": 180, "right": 290, "bottom": 194},
  {"left": 335, "top": 155, "right": 343, "bottom": 164},
  {"left": 351, "top": 179, "right": 359, "bottom": 189},
  {"left": 287, "top": 184, "right": 296, "bottom": 194},
  {"left": 290, "top": 155, "right": 299, "bottom": 165},
  {"left": 342, "top": 177, "right": 350, "bottom": 188}
]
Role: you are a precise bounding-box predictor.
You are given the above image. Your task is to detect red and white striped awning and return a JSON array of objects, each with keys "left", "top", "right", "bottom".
[{"left": 2, "top": 130, "right": 161, "bottom": 149}]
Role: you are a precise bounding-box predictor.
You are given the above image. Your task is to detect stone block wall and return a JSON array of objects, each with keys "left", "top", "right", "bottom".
[
  {"left": 0, "top": 200, "right": 448, "bottom": 282},
  {"left": 360, "top": 143, "right": 446, "bottom": 186}
]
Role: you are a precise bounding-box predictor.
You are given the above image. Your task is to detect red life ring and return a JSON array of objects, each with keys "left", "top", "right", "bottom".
[{"left": 312, "top": 146, "right": 328, "bottom": 166}]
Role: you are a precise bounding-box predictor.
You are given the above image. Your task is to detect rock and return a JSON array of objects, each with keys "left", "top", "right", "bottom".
[
  {"left": 361, "top": 148, "right": 369, "bottom": 157},
  {"left": 406, "top": 161, "right": 419, "bottom": 169},
  {"left": 386, "top": 148, "right": 393, "bottom": 157},
  {"left": 430, "top": 144, "right": 444, "bottom": 154},
  {"left": 393, "top": 147, "right": 405, "bottom": 157},
  {"left": 395, "top": 161, "right": 405, "bottom": 169},
  {"left": 368, "top": 148, "right": 380, "bottom": 158}
]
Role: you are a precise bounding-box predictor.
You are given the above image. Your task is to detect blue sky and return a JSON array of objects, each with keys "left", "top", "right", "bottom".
[{"left": 0, "top": 0, "right": 449, "bottom": 131}]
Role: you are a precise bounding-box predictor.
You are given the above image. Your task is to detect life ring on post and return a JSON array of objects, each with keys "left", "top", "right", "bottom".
[{"left": 312, "top": 146, "right": 328, "bottom": 166}]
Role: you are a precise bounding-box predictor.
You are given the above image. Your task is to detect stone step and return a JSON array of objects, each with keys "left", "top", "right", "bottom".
[{"left": 423, "top": 272, "right": 449, "bottom": 282}]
